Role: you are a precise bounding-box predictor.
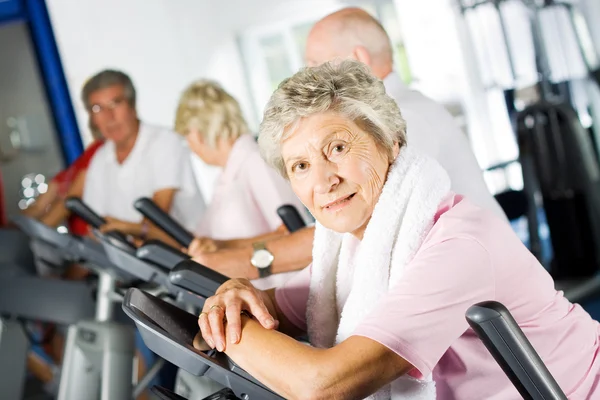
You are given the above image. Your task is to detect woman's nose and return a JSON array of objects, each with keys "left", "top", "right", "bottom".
[{"left": 313, "top": 160, "right": 340, "bottom": 194}]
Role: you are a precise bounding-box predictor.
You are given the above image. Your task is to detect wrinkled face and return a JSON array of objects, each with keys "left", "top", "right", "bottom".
[
  {"left": 281, "top": 112, "right": 397, "bottom": 239},
  {"left": 87, "top": 84, "right": 138, "bottom": 145}
]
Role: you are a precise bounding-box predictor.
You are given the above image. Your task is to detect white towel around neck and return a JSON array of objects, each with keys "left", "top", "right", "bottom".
[{"left": 306, "top": 146, "right": 451, "bottom": 400}]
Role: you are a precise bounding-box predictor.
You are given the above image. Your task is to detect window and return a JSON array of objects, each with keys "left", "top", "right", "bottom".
[{"left": 237, "top": 0, "right": 411, "bottom": 127}]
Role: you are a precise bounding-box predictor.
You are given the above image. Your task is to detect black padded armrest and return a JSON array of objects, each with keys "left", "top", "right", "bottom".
[
  {"left": 92, "top": 229, "right": 137, "bottom": 254},
  {"left": 169, "top": 260, "right": 228, "bottom": 299},
  {"left": 466, "top": 301, "right": 567, "bottom": 400},
  {"left": 99, "top": 238, "right": 168, "bottom": 284},
  {"left": 122, "top": 288, "right": 283, "bottom": 399},
  {"left": 137, "top": 240, "right": 190, "bottom": 270}
]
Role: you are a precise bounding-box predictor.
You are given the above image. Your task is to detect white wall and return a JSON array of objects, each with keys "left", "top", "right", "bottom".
[{"left": 46, "top": 0, "right": 343, "bottom": 144}]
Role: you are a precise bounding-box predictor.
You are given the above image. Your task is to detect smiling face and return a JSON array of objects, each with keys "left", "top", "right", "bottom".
[{"left": 281, "top": 111, "right": 398, "bottom": 239}]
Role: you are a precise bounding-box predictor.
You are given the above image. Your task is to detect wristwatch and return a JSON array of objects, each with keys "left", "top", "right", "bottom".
[{"left": 250, "top": 242, "right": 274, "bottom": 278}]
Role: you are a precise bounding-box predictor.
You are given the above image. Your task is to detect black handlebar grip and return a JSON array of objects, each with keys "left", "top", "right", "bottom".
[
  {"left": 65, "top": 196, "right": 133, "bottom": 245},
  {"left": 466, "top": 301, "right": 567, "bottom": 400},
  {"left": 65, "top": 197, "right": 106, "bottom": 229},
  {"left": 134, "top": 197, "right": 194, "bottom": 247},
  {"left": 277, "top": 205, "right": 306, "bottom": 233}
]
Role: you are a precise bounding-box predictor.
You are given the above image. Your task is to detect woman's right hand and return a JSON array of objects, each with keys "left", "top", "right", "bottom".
[{"left": 198, "top": 279, "right": 278, "bottom": 352}]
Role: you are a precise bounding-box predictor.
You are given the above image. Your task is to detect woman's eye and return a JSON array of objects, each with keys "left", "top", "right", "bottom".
[
  {"left": 329, "top": 142, "right": 347, "bottom": 157},
  {"left": 293, "top": 162, "right": 308, "bottom": 172}
]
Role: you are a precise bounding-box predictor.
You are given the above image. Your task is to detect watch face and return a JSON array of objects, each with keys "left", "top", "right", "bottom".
[{"left": 251, "top": 249, "right": 274, "bottom": 269}]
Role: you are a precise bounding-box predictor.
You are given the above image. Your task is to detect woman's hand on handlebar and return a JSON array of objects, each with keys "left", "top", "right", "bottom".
[{"left": 198, "top": 279, "right": 278, "bottom": 352}]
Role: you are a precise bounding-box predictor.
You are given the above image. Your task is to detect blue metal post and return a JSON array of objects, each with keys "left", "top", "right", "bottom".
[{"left": 25, "top": 0, "right": 83, "bottom": 164}]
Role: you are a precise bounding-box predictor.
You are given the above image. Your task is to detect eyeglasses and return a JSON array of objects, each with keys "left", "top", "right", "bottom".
[{"left": 89, "top": 96, "right": 127, "bottom": 114}]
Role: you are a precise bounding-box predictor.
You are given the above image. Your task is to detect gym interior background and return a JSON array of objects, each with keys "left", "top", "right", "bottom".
[{"left": 1, "top": 0, "right": 600, "bottom": 398}]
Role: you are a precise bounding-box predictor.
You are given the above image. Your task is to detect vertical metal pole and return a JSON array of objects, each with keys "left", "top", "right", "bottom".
[{"left": 96, "top": 271, "right": 115, "bottom": 322}]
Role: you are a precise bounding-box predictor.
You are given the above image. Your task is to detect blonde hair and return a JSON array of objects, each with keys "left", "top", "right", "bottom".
[
  {"left": 175, "top": 80, "right": 249, "bottom": 147},
  {"left": 258, "top": 59, "right": 407, "bottom": 177}
]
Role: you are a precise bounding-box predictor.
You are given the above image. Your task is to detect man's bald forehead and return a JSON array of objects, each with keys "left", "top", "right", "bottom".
[
  {"left": 316, "top": 7, "right": 385, "bottom": 37},
  {"left": 305, "top": 6, "right": 393, "bottom": 71}
]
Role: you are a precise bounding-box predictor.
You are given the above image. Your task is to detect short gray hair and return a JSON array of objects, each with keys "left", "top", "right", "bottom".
[
  {"left": 258, "top": 60, "right": 407, "bottom": 177},
  {"left": 81, "top": 69, "right": 136, "bottom": 110}
]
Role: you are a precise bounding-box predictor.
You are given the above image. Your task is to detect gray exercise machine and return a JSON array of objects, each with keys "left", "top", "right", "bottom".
[
  {"left": 69, "top": 196, "right": 234, "bottom": 400},
  {"left": 1, "top": 217, "right": 97, "bottom": 400},
  {"left": 54, "top": 197, "right": 149, "bottom": 400},
  {"left": 123, "top": 286, "right": 284, "bottom": 400},
  {"left": 466, "top": 301, "right": 567, "bottom": 399},
  {"left": 132, "top": 198, "right": 308, "bottom": 399}
]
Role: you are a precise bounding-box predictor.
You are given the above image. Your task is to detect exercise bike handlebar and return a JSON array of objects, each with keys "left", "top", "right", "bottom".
[
  {"left": 65, "top": 196, "right": 134, "bottom": 249},
  {"left": 466, "top": 301, "right": 567, "bottom": 400},
  {"left": 134, "top": 197, "right": 194, "bottom": 247},
  {"left": 277, "top": 204, "right": 306, "bottom": 233},
  {"left": 65, "top": 196, "right": 106, "bottom": 228}
]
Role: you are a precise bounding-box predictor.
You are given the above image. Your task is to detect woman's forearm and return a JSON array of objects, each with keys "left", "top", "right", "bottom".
[
  {"left": 224, "top": 317, "right": 326, "bottom": 400},
  {"left": 223, "top": 318, "right": 411, "bottom": 400},
  {"left": 218, "top": 230, "right": 285, "bottom": 250},
  {"left": 22, "top": 183, "right": 59, "bottom": 219},
  {"left": 40, "top": 201, "right": 70, "bottom": 227}
]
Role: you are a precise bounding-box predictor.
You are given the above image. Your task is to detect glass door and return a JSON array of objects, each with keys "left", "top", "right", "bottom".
[{"left": 0, "top": 20, "right": 65, "bottom": 216}]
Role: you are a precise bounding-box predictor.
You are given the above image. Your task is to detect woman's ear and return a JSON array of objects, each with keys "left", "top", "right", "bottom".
[{"left": 391, "top": 142, "right": 400, "bottom": 162}]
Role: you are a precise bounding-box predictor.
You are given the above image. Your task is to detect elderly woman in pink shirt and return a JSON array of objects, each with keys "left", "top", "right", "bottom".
[
  {"left": 194, "top": 60, "right": 600, "bottom": 399},
  {"left": 175, "top": 80, "right": 305, "bottom": 286}
]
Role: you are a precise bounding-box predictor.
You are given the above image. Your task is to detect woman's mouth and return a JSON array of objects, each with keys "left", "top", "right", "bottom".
[{"left": 323, "top": 193, "right": 356, "bottom": 212}]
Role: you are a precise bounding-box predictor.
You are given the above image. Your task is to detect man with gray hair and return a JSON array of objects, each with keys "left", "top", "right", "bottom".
[
  {"left": 41, "top": 69, "right": 204, "bottom": 244},
  {"left": 34, "top": 69, "right": 204, "bottom": 397},
  {"left": 305, "top": 7, "right": 505, "bottom": 217}
]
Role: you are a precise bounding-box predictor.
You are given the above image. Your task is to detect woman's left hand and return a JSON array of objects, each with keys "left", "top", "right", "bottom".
[{"left": 198, "top": 278, "right": 278, "bottom": 352}]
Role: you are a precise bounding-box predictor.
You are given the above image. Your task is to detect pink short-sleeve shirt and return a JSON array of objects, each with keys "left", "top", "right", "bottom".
[
  {"left": 275, "top": 194, "right": 600, "bottom": 399},
  {"left": 194, "top": 134, "right": 304, "bottom": 240}
]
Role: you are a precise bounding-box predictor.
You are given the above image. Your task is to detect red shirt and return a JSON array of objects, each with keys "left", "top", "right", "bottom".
[{"left": 52, "top": 141, "right": 104, "bottom": 235}]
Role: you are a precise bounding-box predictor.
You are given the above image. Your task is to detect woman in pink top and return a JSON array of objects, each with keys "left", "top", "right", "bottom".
[
  {"left": 174, "top": 80, "right": 306, "bottom": 285},
  {"left": 194, "top": 60, "right": 600, "bottom": 399}
]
